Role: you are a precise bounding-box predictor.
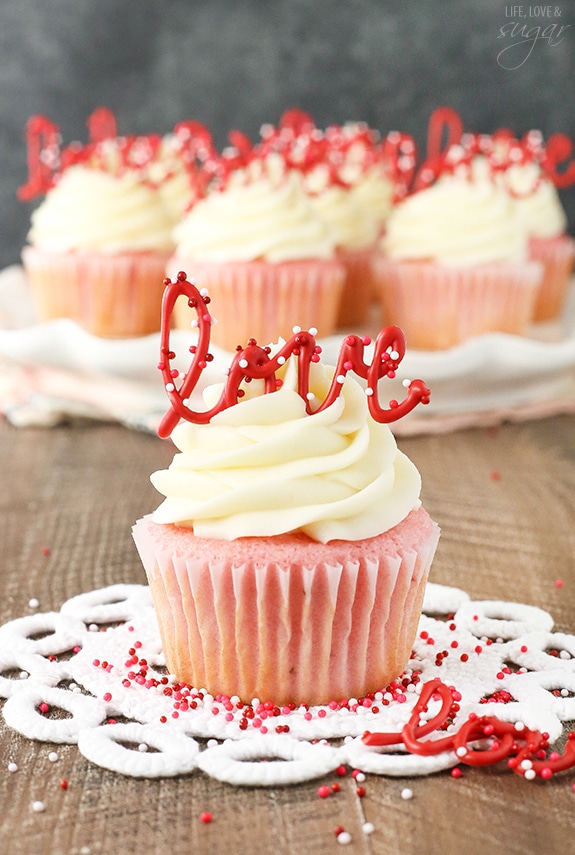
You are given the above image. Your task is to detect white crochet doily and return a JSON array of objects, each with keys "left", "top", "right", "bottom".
[{"left": 1, "top": 582, "right": 574, "bottom": 785}]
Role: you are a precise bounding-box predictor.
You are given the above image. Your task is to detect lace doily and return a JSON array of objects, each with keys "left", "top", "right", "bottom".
[{"left": 1, "top": 583, "right": 574, "bottom": 785}]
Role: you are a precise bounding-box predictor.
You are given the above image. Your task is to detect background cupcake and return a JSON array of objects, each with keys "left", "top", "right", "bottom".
[
  {"left": 133, "top": 277, "right": 438, "bottom": 704},
  {"left": 168, "top": 150, "right": 345, "bottom": 351},
  {"left": 373, "top": 140, "right": 543, "bottom": 350},
  {"left": 497, "top": 131, "right": 575, "bottom": 323},
  {"left": 19, "top": 111, "right": 175, "bottom": 338}
]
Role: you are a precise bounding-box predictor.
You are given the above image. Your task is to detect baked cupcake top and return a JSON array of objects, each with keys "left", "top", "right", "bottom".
[{"left": 151, "top": 273, "right": 431, "bottom": 543}]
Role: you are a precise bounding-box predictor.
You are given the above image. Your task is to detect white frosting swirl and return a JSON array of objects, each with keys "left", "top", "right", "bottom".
[
  {"left": 307, "top": 185, "right": 380, "bottom": 249},
  {"left": 27, "top": 165, "right": 175, "bottom": 253},
  {"left": 150, "top": 361, "right": 421, "bottom": 543},
  {"left": 348, "top": 166, "right": 394, "bottom": 229},
  {"left": 504, "top": 163, "right": 567, "bottom": 239},
  {"left": 382, "top": 174, "right": 529, "bottom": 266},
  {"left": 173, "top": 172, "right": 337, "bottom": 263}
]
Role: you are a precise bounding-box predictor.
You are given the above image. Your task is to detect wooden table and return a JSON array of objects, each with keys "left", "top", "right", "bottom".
[{"left": 1, "top": 414, "right": 575, "bottom": 855}]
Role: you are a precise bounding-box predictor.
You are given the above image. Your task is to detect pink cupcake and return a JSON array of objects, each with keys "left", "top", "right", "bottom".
[
  {"left": 132, "top": 274, "right": 438, "bottom": 705},
  {"left": 501, "top": 140, "right": 575, "bottom": 322},
  {"left": 374, "top": 139, "right": 542, "bottom": 350},
  {"left": 168, "top": 162, "right": 345, "bottom": 350},
  {"left": 18, "top": 111, "right": 175, "bottom": 338}
]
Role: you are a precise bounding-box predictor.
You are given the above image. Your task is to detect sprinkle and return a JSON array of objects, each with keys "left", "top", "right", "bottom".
[
  {"left": 28, "top": 598, "right": 40, "bottom": 609},
  {"left": 317, "top": 785, "right": 331, "bottom": 798},
  {"left": 356, "top": 785, "right": 366, "bottom": 797},
  {"left": 354, "top": 771, "right": 366, "bottom": 783},
  {"left": 138, "top": 744, "right": 148, "bottom": 753},
  {"left": 8, "top": 762, "right": 18, "bottom": 773},
  {"left": 362, "top": 822, "right": 375, "bottom": 835},
  {"left": 41, "top": 547, "right": 51, "bottom": 556},
  {"left": 48, "top": 752, "right": 59, "bottom": 763},
  {"left": 199, "top": 811, "right": 213, "bottom": 823},
  {"left": 401, "top": 787, "right": 413, "bottom": 800},
  {"left": 556, "top": 579, "right": 564, "bottom": 588},
  {"left": 337, "top": 831, "right": 352, "bottom": 845},
  {"left": 165, "top": 383, "right": 175, "bottom": 392},
  {"left": 60, "top": 780, "right": 68, "bottom": 790},
  {"left": 451, "top": 768, "right": 462, "bottom": 778},
  {"left": 32, "top": 801, "right": 46, "bottom": 813}
]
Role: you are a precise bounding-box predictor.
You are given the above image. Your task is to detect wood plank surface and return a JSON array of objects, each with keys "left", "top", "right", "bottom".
[{"left": 1, "top": 415, "right": 574, "bottom": 855}]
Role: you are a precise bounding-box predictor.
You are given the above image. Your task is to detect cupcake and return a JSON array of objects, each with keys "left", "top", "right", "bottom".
[
  {"left": 373, "top": 141, "right": 542, "bottom": 350},
  {"left": 168, "top": 157, "right": 345, "bottom": 351},
  {"left": 132, "top": 273, "right": 439, "bottom": 705},
  {"left": 19, "top": 112, "right": 175, "bottom": 338},
  {"left": 259, "top": 113, "right": 386, "bottom": 327},
  {"left": 501, "top": 136, "right": 575, "bottom": 322}
]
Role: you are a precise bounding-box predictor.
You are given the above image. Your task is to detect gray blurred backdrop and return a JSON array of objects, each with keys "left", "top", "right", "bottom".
[{"left": 1, "top": 0, "right": 574, "bottom": 269}]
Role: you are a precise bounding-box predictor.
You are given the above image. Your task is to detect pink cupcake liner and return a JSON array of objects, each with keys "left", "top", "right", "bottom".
[
  {"left": 22, "top": 247, "right": 171, "bottom": 338},
  {"left": 335, "top": 245, "right": 379, "bottom": 329},
  {"left": 167, "top": 258, "right": 345, "bottom": 351},
  {"left": 132, "top": 508, "right": 440, "bottom": 706},
  {"left": 528, "top": 235, "right": 575, "bottom": 322},
  {"left": 372, "top": 257, "right": 543, "bottom": 350}
]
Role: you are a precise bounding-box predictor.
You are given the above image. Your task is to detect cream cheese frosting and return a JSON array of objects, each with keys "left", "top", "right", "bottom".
[
  {"left": 504, "top": 163, "right": 567, "bottom": 239},
  {"left": 307, "top": 184, "right": 380, "bottom": 250},
  {"left": 150, "top": 360, "right": 421, "bottom": 543},
  {"left": 382, "top": 173, "right": 529, "bottom": 266},
  {"left": 172, "top": 171, "right": 337, "bottom": 263},
  {"left": 27, "top": 165, "right": 175, "bottom": 253}
]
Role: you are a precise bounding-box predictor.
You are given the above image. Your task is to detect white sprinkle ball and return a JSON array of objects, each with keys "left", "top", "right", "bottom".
[
  {"left": 390, "top": 350, "right": 399, "bottom": 360},
  {"left": 456, "top": 746, "right": 467, "bottom": 758},
  {"left": 362, "top": 822, "right": 375, "bottom": 835},
  {"left": 560, "top": 650, "right": 571, "bottom": 660},
  {"left": 199, "top": 288, "right": 209, "bottom": 297},
  {"left": 402, "top": 378, "right": 411, "bottom": 388},
  {"left": 306, "top": 392, "right": 315, "bottom": 401},
  {"left": 336, "top": 374, "right": 346, "bottom": 384},
  {"left": 190, "top": 319, "right": 198, "bottom": 329},
  {"left": 88, "top": 624, "right": 99, "bottom": 633},
  {"left": 355, "top": 771, "right": 366, "bottom": 783},
  {"left": 210, "top": 316, "right": 218, "bottom": 325},
  {"left": 230, "top": 695, "right": 240, "bottom": 705},
  {"left": 514, "top": 721, "right": 525, "bottom": 732},
  {"left": 365, "top": 387, "right": 374, "bottom": 396},
  {"left": 183, "top": 398, "right": 190, "bottom": 408},
  {"left": 337, "top": 831, "right": 352, "bottom": 845},
  {"left": 207, "top": 739, "right": 218, "bottom": 749},
  {"left": 19, "top": 671, "right": 29, "bottom": 680},
  {"left": 8, "top": 762, "right": 18, "bottom": 773},
  {"left": 524, "top": 768, "right": 536, "bottom": 781},
  {"left": 165, "top": 383, "right": 175, "bottom": 392},
  {"left": 277, "top": 356, "right": 286, "bottom": 365},
  {"left": 28, "top": 598, "right": 40, "bottom": 609},
  {"left": 32, "top": 801, "right": 46, "bottom": 813},
  {"left": 309, "top": 327, "right": 318, "bottom": 335},
  {"left": 401, "top": 787, "right": 413, "bottom": 800},
  {"left": 239, "top": 359, "right": 249, "bottom": 369},
  {"left": 520, "top": 759, "right": 533, "bottom": 770},
  {"left": 292, "top": 325, "right": 302, "bottom": 333},
  {"left": 48, "top": 752, "right": 59, "bottom": 763},
  {"left": 80, "top": 848, "right": 91, "bottom": 855},
  {"left": 138, "top": 743, "right": 148, "bottom": 753}
]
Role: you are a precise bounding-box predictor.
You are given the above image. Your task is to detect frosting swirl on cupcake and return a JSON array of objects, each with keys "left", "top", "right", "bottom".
[
  {"left": 27, "top": 165, "right": 175, "bottom": 253},
  {"left": 382, "top": 174, "right": 529, "bottom": 266},
  {"left": 172, "top": 172, "right": 337, "bottom": 263},
  {"left": 150, "top": 360, "right": 421, "bottom": 543}
]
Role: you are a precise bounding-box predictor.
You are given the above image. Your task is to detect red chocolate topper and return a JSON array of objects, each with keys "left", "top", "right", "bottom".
[{"left": 156, "top": 272, "right": 430, "bottom": 439}]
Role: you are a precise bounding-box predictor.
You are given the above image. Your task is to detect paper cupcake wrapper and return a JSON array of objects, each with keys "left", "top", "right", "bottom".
[
  {"left": 22, "top": 248, "right": 171, "bottom": 338},
  {"left": 335, "top": 245, "right": 379, "bottom": 328},
  {"left": 373, "top": 258, "right": 542, "bottom": 350},
  {"left": 167, "top": 258, "right": 345, "bottom": 351},
  {"left": 528, "top": 235, "right": 575, "bottom": 322},
  {"left": 132, "top": 513, "right": 440, "bottom": 705}
]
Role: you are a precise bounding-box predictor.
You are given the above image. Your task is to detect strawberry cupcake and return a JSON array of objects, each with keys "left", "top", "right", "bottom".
[
  {"left": 168, "top": 157, "right": 345, "bottom": 351},
  {"left": 19, "top": 112, "right": 175, "bottom": 338},
  {"left": 132, "top": 274, "right": 439, "bottom": 705},
  {"left": 373, "top": 142, "right": 542, "bottom": 350},
  {"left": 503, "top": 146, "right": 575, "bottom": 322}
]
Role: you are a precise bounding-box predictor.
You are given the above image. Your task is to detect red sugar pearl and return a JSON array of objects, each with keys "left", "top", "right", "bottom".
[
  {"left": 451, "top": 768, "right": 462, "bottom": 779},
  {"left": 200, "top": 811, "right": 213, "bottom": 823},
  {"left": 60, "top": 780, "right": 68, "bottom": 790},
  {"left": 317, "top": 785, "right": 331, "bottom": 799},
  {"left": 356, "top": 786, "right": 366, "bottom": 797}
]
